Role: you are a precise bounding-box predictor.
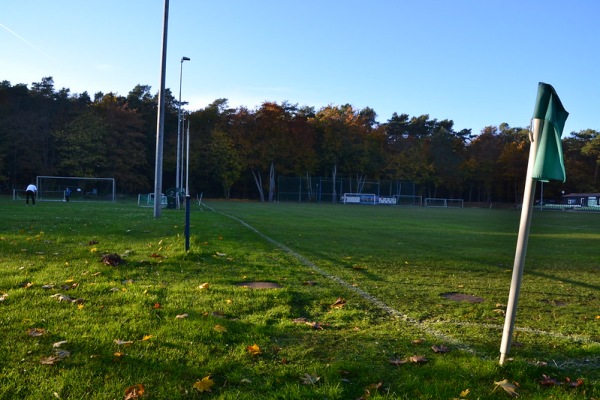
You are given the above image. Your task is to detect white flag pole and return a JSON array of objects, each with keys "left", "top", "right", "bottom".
[{"left": 499, "top": 118, "right": 543, "bottom": 365}]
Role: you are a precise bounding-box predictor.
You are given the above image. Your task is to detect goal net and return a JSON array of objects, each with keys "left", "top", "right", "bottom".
[
  {"left": 36, "top": 176, "right": 116, "bottom": 202},
  {"left": 138, "top": 193, "right": 167, "bottom": 208}
]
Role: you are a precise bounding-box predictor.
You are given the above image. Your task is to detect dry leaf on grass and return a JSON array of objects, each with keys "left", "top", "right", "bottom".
[
  {"left": 330, "top": 297, "right": 347, "bottom": 308},
  {"left": 193, "top": 376, "right": 215, "bottom": 393},
  {"left": 493, "top": 379, "right": 519, "bottom": 397},
  {"left": 246, "top": 344, "right": 262, "bottom": 356},
  {"left": 214, "top": 324, "right": 227, "bottom": 333},
  {"left": 101, "top": 253, "right": 123, "bottom": 266},
  {"left": 198, "top": 283, "right": 210, "bottom": 290},
  {"left": 114, "top": 339, "right": 134, "bottom": 346},
  {"left": 300, "top": 373, "right": 321, "bottom": 385},
  {"left": 124, "top": 384, "right": 145, "bottom": 399},
  {"left": 27, "top": 328, "right": 45, "bottom": 337},
  {"left": 0, "top": 293, "right": 7, "bottom": 302},
  {"left": 41, "top": 349, "right": 70, "bottom": 365},
  {"left": 389, "top": 358, "right": 408, "bottom": 366},
  {"left": 175, "top": 313, "right": 188, "bottom": 319},
  {"left": 409, "top": 355, "right": 428, "bottom": 363},
  {"left": 431, "top": 344, "right": 450, "bottom": 353}
]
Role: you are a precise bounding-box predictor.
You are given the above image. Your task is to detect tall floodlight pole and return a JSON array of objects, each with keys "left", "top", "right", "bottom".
[
  {"left": 153, "top": 0, "right": 169, "bottom": 218},
  {"left": 176, "top": 56, "right": 190, "bottom": 208}
]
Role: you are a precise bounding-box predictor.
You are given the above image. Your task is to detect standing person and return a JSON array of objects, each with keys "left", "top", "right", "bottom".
[
  {"left": 64, "top": 187, "right": 71, "bottom": 202},
  {"left": 26, "top": 183, "right": 37, "bottom": 205}
]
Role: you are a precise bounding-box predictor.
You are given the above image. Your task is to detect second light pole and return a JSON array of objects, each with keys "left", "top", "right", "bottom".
[{"left": 176, "top": 56, "right": 190, "bottom": 208}]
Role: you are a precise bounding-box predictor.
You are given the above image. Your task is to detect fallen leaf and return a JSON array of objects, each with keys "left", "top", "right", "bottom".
[
  {"left": 565, "top": 377, "right": 584, "bottom": 388},
  {"left": 460, "top": 388, "right": 470, "bottom": 397},
  {"left": 389, "top": 358, "right": 408, "bottom": 366},
  {"left": 411, "top": 338, "right": 426, "bottom": 345},
  {"left": 0, "top": 293, "right": 7, "bottom": 302},
  {"left": 113, "top": 352, "right": 126, "bottom": 361},
  {"left": 41, "top": 284, "right": 54, "bottom": 290},
  {"left": 409, "top": 355, "right": 428, "bottom": 363},
  {"left": 198, "top": 283, "right": 210, "bottom": 290},
  {"left": 141, "top": 335, "right": 152, "bottom": 341},
  {"left": 300, "top": 373, "right": 321, "bottom": 385},
  {"left": 53, "top": 340, "right": 68, "bottom": 348},
  {"left": 55, "top": 349, "right": 70, "bottom": 359},
  {"left": 101, "top": 253, "right": 123, "bottom": 267},
  {"left": 152, "top": 303, "right": 161, "bottom": 309},
  {"left": 51, "top": 293, "right": 73, "bottom": 302},
  {"left": 214, "top": 324, "right": 227, "bottom": 333},
  {"left": 27, "top": 328, "right": 45, "bottom": 337},
  {"left": 247, "top": 344, "right": 262, "bottom": 356},
  {"left": 175, "top": 313, "right": 189, "bottom": 319},
  {"left": 215, "top": 252, "right": 227, "bottom": 257},
  {"left": 431, "top": 344, "right": 451, "bottom": 353},
  {"left": 91, "top": 272, "right": 102, "bottom": 277},
  {"left": 40, "top": 355, "right": 61, "bottom": 365},
  {"left": 193, "top": 376, "right": 215, "bottom": 393},
  {"left": 114, "top": 339, "right": 134, "bottom": 346},
  {"left": 24, "top": 282, "right": 34, "bottom": 288},
  {"left": 331, "top": 297, "right": 347, "bottom": 308},
  {"left": 124, "top": 384, "right": 145, "bottom": 399},
  {"left": 493, "top": 379, "right": 519, "bottom": 397},
  {"left": 539, "top": 374, "right": 559, "bottom": 386}
]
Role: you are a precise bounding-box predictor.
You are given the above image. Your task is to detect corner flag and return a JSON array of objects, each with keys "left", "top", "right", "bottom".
[
  {"left": 499, "top": 83, "right": 568, "bottom": 365},
  {"left": 531, "top": 83, "right": 569, "bottom": 182}
]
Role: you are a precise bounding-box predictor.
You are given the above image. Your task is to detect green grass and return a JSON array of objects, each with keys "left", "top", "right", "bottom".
[{"left": 0, "top": 198, "right": 598, "bottom": 399}]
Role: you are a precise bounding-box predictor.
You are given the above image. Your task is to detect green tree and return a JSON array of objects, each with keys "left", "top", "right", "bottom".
[{"left": 208, "top": 130, "right": 242, "bottom": 199}]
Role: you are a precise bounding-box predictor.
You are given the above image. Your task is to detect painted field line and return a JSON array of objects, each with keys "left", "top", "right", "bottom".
[
  {"left": 209, "top": 206, "right": 599, "bottom": 364},
  {"left": 210, "top": 207, "right": 475, "bottom": 353}
]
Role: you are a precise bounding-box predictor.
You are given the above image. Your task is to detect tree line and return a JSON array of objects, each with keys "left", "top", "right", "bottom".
[{"left": 1, "top": 77, "right": 599, "bottom": 203}]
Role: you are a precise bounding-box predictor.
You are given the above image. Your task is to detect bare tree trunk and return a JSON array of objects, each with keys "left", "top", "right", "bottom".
[
  {"left": 268, "top": 161, "right": 275, "bottom": 202},
  {"left": 251, "top": 169, "right": 265, "bottom": 202},
  {"left": 305, "top": 172, "right": 313, "bottom": 201}
]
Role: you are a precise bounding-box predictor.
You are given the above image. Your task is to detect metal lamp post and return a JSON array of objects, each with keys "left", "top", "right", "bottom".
[{"left": 176, "top": 56, "right": 190, "bottom": 208}]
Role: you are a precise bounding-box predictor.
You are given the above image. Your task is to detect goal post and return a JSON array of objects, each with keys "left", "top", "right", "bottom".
[{"left": 36, "top": 176, "right": 116, "bottom": 202}]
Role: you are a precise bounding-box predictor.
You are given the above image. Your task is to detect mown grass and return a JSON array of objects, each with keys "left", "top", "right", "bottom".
[{"left": 0, "top": 198, "right": 598, "bottom": 399}]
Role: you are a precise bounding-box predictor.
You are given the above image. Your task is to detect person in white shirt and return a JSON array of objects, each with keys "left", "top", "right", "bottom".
[{"left": 26, "top": 183, "right": 37, "bottom": 205}]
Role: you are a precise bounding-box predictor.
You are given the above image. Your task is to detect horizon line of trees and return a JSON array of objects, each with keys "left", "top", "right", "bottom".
[{"left": 1, "top": 77, "right": 599, "bottom": 203}]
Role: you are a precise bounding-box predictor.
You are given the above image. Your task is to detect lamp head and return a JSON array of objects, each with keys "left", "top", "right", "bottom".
[{"left": 181, "top": 57, "right": 190, "bottom": 62}]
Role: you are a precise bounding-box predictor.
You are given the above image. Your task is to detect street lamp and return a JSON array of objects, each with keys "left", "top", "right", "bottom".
[{"left": 176, "top": 56, "right": 190, "bottom": 208}]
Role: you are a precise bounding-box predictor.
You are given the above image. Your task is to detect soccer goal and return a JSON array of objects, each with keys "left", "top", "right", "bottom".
[
  {"left": 137, "top": 193, "right": 167, "bottom": 208},
  {"left": 36, "top": 176, "right": 116, "bottom": 202}
]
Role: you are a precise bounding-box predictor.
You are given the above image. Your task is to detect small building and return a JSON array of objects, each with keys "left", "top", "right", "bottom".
[{"left": 563, "top": 193, "right": 600, "bottom": 207}]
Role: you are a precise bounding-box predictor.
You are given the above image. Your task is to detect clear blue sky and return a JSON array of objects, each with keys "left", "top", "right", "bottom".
[{"left": 2, "top": 0, "right": 599, "bottom": 135}]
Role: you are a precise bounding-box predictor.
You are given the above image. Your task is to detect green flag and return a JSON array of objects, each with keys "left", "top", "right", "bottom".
[{"left": 531, "top": 82, "right": 569, "bottom": 182}]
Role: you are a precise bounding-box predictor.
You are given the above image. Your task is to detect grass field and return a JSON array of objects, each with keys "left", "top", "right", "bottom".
[{"left": 0, "top": 198, "right": 598, "bottom": 399}]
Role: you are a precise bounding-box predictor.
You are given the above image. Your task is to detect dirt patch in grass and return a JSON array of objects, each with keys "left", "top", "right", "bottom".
[{"left": 441, "top": 292, "right": 484, "bottom": 303}]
